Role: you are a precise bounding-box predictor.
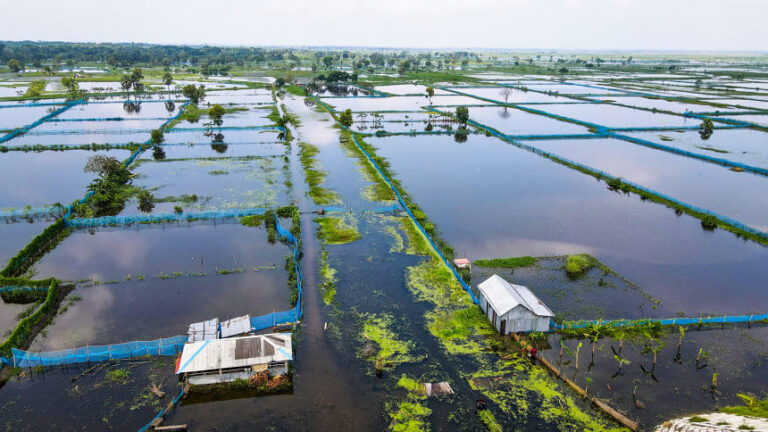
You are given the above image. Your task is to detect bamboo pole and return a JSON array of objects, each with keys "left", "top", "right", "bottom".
[{"left": 512, "top": 333, "right": 639, "bottom": 431}]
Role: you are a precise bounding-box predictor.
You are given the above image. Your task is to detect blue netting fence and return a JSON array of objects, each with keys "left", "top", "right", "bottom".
[
  {"left": 348, "top": 134, "right": 479, "bottom": 304},
  {"left": 552, "top": 314, "right": 768, "bottom": 331},
  {"left": 65, "top": 207, "right": 267, "bottom": 229},
  {"left": 0, "top": 99, "right": 85, "bottom": 144},
  {"left": 425, "top": 107, "right": 768, "bottom": 242},
  {"left": 0, "top": 286, "right": 48, "bottom": 293},
  {"left": 1, "top": 336, "right": 188, "bottom": 367},
  {"left": 49, "top": 117, "right": 171, "bottom": 122},
  {"left": 0, "top": 206, "right": 67, "bottom": 219}
]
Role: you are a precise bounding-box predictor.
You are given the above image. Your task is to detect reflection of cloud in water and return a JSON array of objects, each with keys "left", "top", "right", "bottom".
[
  {"left": 66, "top": 231, "right": 153, "bottom": 276},
  {"left": 32, "top": 286, "right": 114, "bottom": 351},
  {"left": 461, "top": 236, "right": 595, "bottom": 261}
]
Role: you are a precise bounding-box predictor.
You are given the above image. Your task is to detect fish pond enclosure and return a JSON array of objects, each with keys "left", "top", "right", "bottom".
[{"left": 1, "top": 51, "right": 768, "bottom": 431}]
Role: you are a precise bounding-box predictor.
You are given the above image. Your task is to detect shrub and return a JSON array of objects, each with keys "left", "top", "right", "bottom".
[
  {"left": 565, "top": 254, "right": 595, "bottom": 276},
  {"left": 700, "top": 215, "right": 718, "bottom": 230}
]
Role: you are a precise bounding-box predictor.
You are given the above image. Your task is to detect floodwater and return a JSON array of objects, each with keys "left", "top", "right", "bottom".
[
  {"left": 528, "top": 137, "right": 768, "bottom": 230},
  {"left": 57, "top": 101, "right": 180, "bottom": 119},
  {"left": 621, "top": 129, "right": 768, "bottom": 170},
  {"left": 29, "top": 223, "right": 289, "bottom": 349},
  {"left": 0, "top": 149, "right": 131, "bottom": 208},
  {"left": 321, "top": 95, "right": 493, "bottom": 112},
  {"left": 371, "top": 134, "right": 768, "bottom": 315},
  {"left": 594, "top": 96, "right": 746, "bottom": 114},
  {"left": 375, "top": 84, "right": 453, "bottom": 96},
  {"left": 3, "top": 69, "right": 768, "bottom": 431},
  {"left": 0, "top": 106, "right": 54, "bottom": 130},
  {"left": 468, "top": 105, "right": 592, "bottom": 135},
  {"left": 531, "top": 103, "right": 698, "bottom": 128},
  {"left": 127, "top": 153, "right": 291, "bottom": 214},
  {"left": 453, "top": 86, "right": 583, "bottom": 103}
]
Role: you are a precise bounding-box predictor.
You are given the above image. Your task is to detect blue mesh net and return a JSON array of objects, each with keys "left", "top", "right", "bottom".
[
  {"left": 4, "top": 336, "right": 188, "bottom": 367},
  {"left": 65, "top": 208, "right": 267, "bottom": 228},
  {"left": 552, "top": 314, "right": 768, "bottom": 331}
]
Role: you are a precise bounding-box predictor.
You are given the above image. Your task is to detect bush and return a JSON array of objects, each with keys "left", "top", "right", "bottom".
[
  {"left": 150, "top": 129, "right": 164, "bottom": 145},
  {"left": 565, "top": 254, "right": 595, "bottom": 276},
  {"left": 701, "top": 214, "right": 719, "bottom": 230},
  {"left": 339, "top": 109, "right": 353, "bottom": 127}
]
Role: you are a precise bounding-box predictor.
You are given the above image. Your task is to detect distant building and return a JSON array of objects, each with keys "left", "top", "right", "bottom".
[{"left": 477, "top": 274, "right": 554, "bottom": 334}]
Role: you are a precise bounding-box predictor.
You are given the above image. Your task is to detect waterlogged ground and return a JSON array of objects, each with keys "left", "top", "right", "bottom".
[{"left": 1, "top": 67, "right": 768, "bottom": 431}]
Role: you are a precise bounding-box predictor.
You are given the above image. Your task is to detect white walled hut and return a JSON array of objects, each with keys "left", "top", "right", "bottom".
[{"left": 477, "top": 274, "right": 554, "bottom": 334}]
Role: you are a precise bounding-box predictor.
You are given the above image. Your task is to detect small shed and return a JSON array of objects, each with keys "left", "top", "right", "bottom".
[
  {"left": 176, "top": 333, "right": 292, "bottom": 386},
  {"left": 453, "top": 258, "right": 471, "bottom": 269},
  {"left": 477, "top": 274, "right": 553, "bottom": 334}
]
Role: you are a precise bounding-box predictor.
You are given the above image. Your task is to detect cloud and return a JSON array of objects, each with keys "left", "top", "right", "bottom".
[{"left": 0, "top": 0, "right": 766, "bottom": 50}]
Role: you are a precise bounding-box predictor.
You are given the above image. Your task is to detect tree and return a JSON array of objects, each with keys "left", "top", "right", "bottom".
[
  {"left": 41, "top": 66, "right": 55, "bottom": 77},
  {"left": 182, "top": 84, "right": 205, "bottom": 104},
  {"left": 84, "top": 155, "right": 124, "bottom": 178},
  {"left": 499, "top": 88, "right": 512, "bottom": 103},
  {"left": 339, "top": 109, "right": 353, "bottom": 127},
  {"left": 137, "top": 190, "right": 155, "bottom": 213},
  {"left": 7, "top": 58, "right": 21, "bottom": 73},
  {"left": 699, "top": 118, "right": 714, "bottom": 140},
  {"left": 120, "top": 74, "right": 133, "bottom": 91},
  {"left": 456, "top": 106, "right": 469, "bottom": 124},
  {"left": 274, "top": 77, "right": 286, "bottom": 87},
  {"left": 426, "top": 86, "right": 435, "bottom": 103},
  {"left": 208, "top": 104, "right": 226, "bottom": 131},
  {"left": 152, "top": 145, "right": 166, "bottom": 161},
  {"left": 163, "top": 71, "right": 173, "bottom": 92},
  {"left": 150, "top": 129, "right": 164, "bottom": 145},
  {"left": 322, "top": 56, "right": 333, "bottom": 68},
  {"left": 130, "top": 68, "right": 144, "bottom": 86}
]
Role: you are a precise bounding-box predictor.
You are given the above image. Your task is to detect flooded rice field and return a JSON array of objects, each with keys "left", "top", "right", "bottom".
[
  {"left": 0, "top": 149, "right": 131, "bottom": 207},
  {"left": 1, "top": 66, "right": 768, "bottom": 431}
]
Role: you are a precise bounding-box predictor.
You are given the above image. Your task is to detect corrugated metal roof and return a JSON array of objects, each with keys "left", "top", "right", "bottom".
[
  {"left": 176, "top": 333, "right": 292, "bottom": 375},
  {"left": 220, "top": 315, "right": 251, "bottom": 338},
  {"left": 477, "top": 274, "right": 554, "bottom": 317},
  {"left": 188, "top": 318, "right": 219, "bottom": 343}
]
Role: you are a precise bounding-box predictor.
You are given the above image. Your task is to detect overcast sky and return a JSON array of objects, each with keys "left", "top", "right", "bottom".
[{"left": 1, "top": 0, "right": 766, "bottom": 51}]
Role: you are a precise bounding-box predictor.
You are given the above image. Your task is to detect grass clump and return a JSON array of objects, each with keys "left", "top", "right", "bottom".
[
  {"left": 475, "top": 256, "right": 537, "bottom": 268},
  {"left": 105, "top": 368, "right": 131, "bottom": 385},
  {"left": 285, "top": 84, "right": 306, "bottom": 96},
  {"left": 240, "top": 214, "right": 267, "bottom": 227},
  {"left": 299, "top": 142, "right": 340, "bottom": 205},
  {"left": 320, "top": 249, "right": 337, "bottom": 305},
  {"left": 701, "top": 214, "right": 719, "bottom": 230},
  {"left": 397, "top": 375, "right": 423, "bottom": 394},
  {"left": 688, "top": 415, "right": 709, "bottom": 423},
  {"left": 315, "top": 215, "right": 361, "bottom": 245},
  {"left": 565, "top": 254, "right": 595, "bottom": 276},
  {"left": 362, "top": 314, "right": 418, "bottom": 370},
  {"left": 722, "top": 394, "right": 768, "bottom": 419},
  {"left": 478, "top": 409, "right": 503, "bottom": 432},
  {"left": 24, "top": 80, "right": 47, "bottom": 98},
  {"left": 389, "top": 401, "right": 431, "bottom": 432}
]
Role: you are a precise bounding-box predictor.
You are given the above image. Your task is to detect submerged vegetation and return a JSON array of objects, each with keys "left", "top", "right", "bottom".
[
  {"left": 299, "top": 142, "right": 340, "bottom": 205},
  {"left": 315, "top": 214, "right": 361, "bottom": 245}
]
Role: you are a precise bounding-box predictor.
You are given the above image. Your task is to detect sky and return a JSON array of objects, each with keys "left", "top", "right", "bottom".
[{"left": 1, "top": 0, "right": 767, "bottom": 52}]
